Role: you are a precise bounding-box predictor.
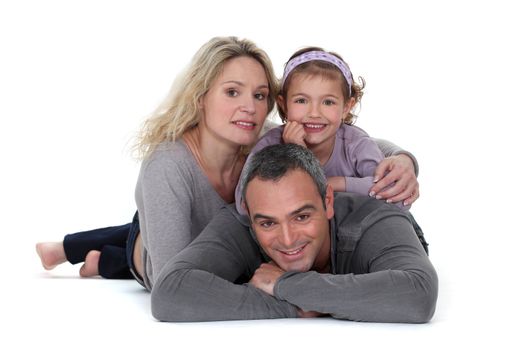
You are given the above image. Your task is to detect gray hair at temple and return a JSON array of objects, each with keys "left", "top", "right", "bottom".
[{"left": 240, "top": 144, "right": 328, "bottom": 208}]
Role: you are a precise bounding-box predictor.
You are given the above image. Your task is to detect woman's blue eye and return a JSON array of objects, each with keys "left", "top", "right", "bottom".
[
  {"left": 227, "top": 89, "right": 239, "bottom": 97},
  {"left": 255, "top": 93, "right": 267, "bottom": 101}
]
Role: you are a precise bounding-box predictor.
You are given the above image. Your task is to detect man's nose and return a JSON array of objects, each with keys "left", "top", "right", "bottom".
[{"left": 279, "top": 224, "right": 297, "bottom": 248}]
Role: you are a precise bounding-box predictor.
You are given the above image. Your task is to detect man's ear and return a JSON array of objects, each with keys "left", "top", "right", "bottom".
[
  {"left": 324, "top": 184, "right": 335, "bottom": 220},
  {"left": 242, "top": 200, "right": 250, "bottom": 217}
]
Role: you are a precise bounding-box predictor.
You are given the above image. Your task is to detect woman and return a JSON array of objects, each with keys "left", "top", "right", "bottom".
[{"left": 36, "top": 37, "right": 421, "bottom": 290}]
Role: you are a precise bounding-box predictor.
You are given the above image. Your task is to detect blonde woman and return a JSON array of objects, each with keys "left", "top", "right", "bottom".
[
  {"left": 37, "top": 36, "right": 276, "bottom": 289},
  {"left": 36, "top": 37, "right": 421, "bottom": 290}
]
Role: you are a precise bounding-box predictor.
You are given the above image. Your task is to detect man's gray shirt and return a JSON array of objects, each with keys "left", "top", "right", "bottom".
[{"left": 151, "top": 193, "right": 437, "bottom": 323}]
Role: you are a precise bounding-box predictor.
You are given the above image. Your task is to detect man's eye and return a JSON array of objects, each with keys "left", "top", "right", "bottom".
[
  {"left": 260, "top": 221, "right": 274, "bottom": 228},
  {"left": 227, "top": 89, "right": 239, "bottom": 97},
  {"left": 296, "top": 214, "right": 309, "bottom": 222}
]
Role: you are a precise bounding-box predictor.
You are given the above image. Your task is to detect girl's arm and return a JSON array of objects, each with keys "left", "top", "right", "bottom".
[
  {"left": 373, "top": 138, "right": 419, "bottom": 176},
  {"left": 340, "top": 135, "right": 410, "bottom": 210}
]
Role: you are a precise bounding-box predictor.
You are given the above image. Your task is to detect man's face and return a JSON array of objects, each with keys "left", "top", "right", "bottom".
[{"left": 245, "top": 169, "right": 334, "bottom": 272}]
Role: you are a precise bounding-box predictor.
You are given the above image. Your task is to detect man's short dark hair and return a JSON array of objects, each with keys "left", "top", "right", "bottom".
[{"left": 240, "top": 144, "right": 327, "bottom": 207}]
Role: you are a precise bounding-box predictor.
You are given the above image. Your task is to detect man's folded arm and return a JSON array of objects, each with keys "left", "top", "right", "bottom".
[
  {"left": 274, "top": 214, "right": 438, "bottom": 323},
  {"left": 151, "top": 206, "right": 298, "bottom": 322}
]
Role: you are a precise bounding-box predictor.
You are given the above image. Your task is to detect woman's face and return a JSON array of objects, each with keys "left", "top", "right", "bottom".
[{"left": 199, "top": 56, "right": 270, "bottom": 147}]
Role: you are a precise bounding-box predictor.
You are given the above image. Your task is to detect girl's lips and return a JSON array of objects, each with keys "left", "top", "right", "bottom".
[{"left": 303, "top": 123, "right": 326, "bottom": 133}]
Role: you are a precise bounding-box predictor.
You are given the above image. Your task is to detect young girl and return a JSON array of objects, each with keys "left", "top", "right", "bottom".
[{"left": 235, "top": 47, "right": 428, "bottom": 251}]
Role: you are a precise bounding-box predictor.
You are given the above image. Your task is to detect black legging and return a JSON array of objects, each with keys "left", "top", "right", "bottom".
[{"left": 64, "top": 221, "right": 133, "bottom": 279}]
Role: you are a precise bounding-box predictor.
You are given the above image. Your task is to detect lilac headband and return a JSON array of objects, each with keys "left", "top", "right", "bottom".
[{"left": 282, "top": 51, "right": 353, "bottom": 91}]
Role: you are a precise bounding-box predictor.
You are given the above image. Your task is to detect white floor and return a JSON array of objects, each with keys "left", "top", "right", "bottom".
[
  {"left": 3, "top": 231, "right": 523, "bottom": 350},
  {"left": 2, "top": 1, "right": 525, "bottom": 348}
]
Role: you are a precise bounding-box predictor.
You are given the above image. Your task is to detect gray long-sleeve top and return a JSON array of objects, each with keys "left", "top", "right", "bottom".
[
  {"left": 134, "top": 137, "right": 416, "bottom": 291},
  {"left": 135, "top": 141, "right": 226, "bottom": 290},
  {"left": 151, "top": 193, "right": 438, "bottom": 323},
  {"left": 235, "top": 125, "right": 414, "bottom": 214}
]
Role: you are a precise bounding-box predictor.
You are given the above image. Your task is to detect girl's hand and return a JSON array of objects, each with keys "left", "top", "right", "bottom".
[
  {"left": 369, "top": 154, "right": 419, "bottom": 206},
  {"left": 283, "top": 121, "right": 307, "bottom": 147}
]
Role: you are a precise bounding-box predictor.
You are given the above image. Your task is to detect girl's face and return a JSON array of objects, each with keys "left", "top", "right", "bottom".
[
  {"left": 281, "top": 73, "right": 353, "bottom": 149},
  {"left": 199, "top": 56, "right": 270, "bottom": 147}
]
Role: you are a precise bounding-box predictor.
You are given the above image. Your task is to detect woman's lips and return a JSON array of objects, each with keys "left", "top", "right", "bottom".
[{"left": 233, "top": 120, "right": 256, "bottom": 130}]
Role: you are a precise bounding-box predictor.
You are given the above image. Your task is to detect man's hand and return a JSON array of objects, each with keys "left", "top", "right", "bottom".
[
  {"left": 249, "top": 262, "right": 285, "bottom": 296},
  {"left": 369, "top": 154, "right": 419, "bottom": 206},
  {"left": 282, "top": 121, "right": 307, "bottom": 147},
  {"left": 297, "top": 308, "right": 323, "bottom": 318}
]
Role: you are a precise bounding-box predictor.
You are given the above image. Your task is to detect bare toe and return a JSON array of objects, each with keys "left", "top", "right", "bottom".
[{"left": 79, "top": 250, "right": 101, "bottom": 277}]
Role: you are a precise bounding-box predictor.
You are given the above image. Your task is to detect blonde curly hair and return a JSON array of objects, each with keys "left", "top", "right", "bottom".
[{"left": 135, "top": 37, "right": 278, "bottom": 159}]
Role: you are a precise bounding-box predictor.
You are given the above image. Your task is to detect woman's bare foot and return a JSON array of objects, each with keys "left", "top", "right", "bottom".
[
  {"left": 79, "top": 250, "right": 101, "bottom": 277},
  {"left": 36, "top": 242, "right": 67, "bottom": 270}
]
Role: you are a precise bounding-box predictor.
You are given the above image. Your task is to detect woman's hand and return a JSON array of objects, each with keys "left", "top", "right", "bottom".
[{"left": 369, "top": 154, "right": 419, "bottom": 206}]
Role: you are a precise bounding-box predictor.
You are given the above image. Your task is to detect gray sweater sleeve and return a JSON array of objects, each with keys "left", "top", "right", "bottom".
[
  {"left": 138, "top": 153, "right": 194, "bottom": 286},
  {"left": 136, "top": 143, "right": 226, "bottom": 290},
  {"left": 273, "top": 214, "right": 438, "bottom": 323},
  {"left": 151, "top": 206, "right": 298, "bottom": 322},
  {"left": 372, "top": 137, "right": 419, "bottom": 176}
]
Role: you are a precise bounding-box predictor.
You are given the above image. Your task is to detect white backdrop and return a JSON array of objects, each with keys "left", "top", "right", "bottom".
[{"left": 1, "top": 0, "right": 524, "bottom": 349}]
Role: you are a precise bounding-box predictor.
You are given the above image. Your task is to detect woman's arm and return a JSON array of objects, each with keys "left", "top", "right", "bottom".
[
  {"left": 137, "top": 144, "right": 224, "bottom": 288},
  {"left": 137, "top": 153, "right": 194, "bottom": 286}
]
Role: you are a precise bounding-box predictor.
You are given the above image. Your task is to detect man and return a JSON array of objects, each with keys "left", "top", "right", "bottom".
[{"left": 151, "top": 144, "right": 438, "bottom": 322}]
